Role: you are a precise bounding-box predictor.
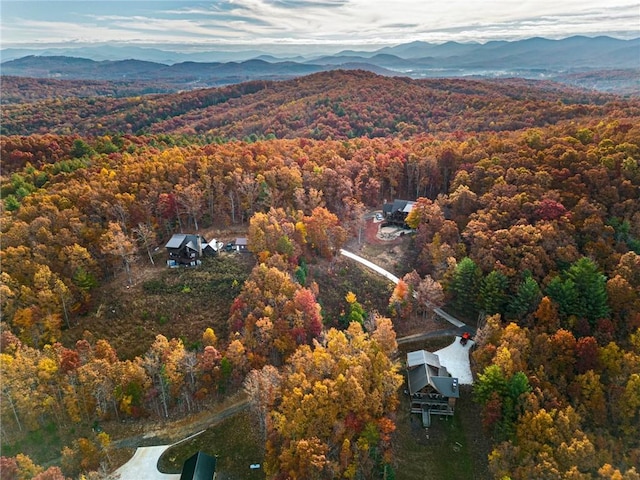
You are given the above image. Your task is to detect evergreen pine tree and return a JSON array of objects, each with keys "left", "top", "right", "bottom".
[
  {"left": 507, "top": 274, "right": 541, "bottom": 320},
  {"left": 478, "top": 270, "right": 509, "bottom": 315},
  {"left": 449, "top": 257, "right": 482, "bottom": 318}
]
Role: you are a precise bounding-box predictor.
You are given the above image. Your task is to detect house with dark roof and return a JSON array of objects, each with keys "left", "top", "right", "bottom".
[
  {"left": 165, "top": 233, "right": 213, "bottom": 267},
  {"left": 180, "top": 451, "right": 217, "bottom": 480},
  {"left": 382, "top": 199, "right": 415, "bottom": 227},
  {"left": 406, "top": 349, "right": 459, "bottom": 427}
]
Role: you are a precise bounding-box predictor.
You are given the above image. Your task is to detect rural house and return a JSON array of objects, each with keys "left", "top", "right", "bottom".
[
  {"left": 165, "top": 233, "right": 216, "bottom": 267},
  {"left": 180, "top": 450, "right": 217, "bottom": 480},
  {"left": 225, "top": 237, "right": 249, "bottom": 253},
  {"left": 382, "top": 199, "right": 415, "bottom": 227},
  {"left": 406, "top": 349, "right": 459, "bottom": 427}
]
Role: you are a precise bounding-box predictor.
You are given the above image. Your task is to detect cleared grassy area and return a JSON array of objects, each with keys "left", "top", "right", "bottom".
[
  {"left": 63, "top": 254, "right": 254, "bottom": 359},
  {"left": 394, "top": 336, "right": 491, "bottom": 480},
  {"left": 158, "top": 409, "right": 265, "bottom": 480},
  {"left": 311, "top": 256, "right": 394, "bottom": 327},
  {"left": 2, "top": 422, "right": 64, "bottom": 465},
  {"left": 393, "top": 388, "right": 491, "bottom": 480}
]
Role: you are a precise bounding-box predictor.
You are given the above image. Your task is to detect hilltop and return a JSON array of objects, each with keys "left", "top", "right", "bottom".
[{"left": 3, "top": 69, "right": 638, "bottom": 138}]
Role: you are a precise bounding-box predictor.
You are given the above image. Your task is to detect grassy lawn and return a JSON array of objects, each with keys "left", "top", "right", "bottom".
[
  {"left": 1, "top": 422, "right": 62, "bottom": 464},
  {"left": 63, "top": 254, "right": 254, "bottom": 359},
  {"left": 311, "top": 256, "right": 394, "bottom": 327},
  {"left": 393, "top": 386, "right": 490, "bottom": 480},
  {"left": 157, "top": 409, "right": 265, "bottom": 480},
  {"left": 393, "top": 336, "right": 491, "bottom": 480},
  {"left": 1, "top": 421, "right": 94, "bottom": 468}
]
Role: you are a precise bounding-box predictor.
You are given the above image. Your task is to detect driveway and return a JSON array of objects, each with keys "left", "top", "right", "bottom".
[
  {"left": 434, "top": 337, "right": 475, "bottom": 384},
  {"left": 110, "top": 398, "right": 249, "bottom": 479},
  {"left": 340, "top": 249, "right": 400, "bottom": 284},
  {"left": 340, "top": 248, "right": 475, "bottom": 384},
  {"left": 111, "top": 444, "right": 180, "bottom": 480}
]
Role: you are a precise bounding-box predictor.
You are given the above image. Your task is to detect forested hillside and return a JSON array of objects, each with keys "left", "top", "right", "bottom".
[
  {"left": 3, "top": 70, "right": 637, "bottom": 139},
  {"left": 1, "top": 71, "right": 639, "bottom": 479},
  {"left": 0, "top": 76, "right": 178, "bottom": 105}
]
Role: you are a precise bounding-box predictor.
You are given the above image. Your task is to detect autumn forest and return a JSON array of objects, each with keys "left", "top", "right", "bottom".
[{"left": 1, "top": 69, "right": 639, "bottom": 479}]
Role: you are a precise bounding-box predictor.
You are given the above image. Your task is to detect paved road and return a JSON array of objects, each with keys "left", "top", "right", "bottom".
[
  {"left": 434, "top": 337, "right": 475, "bottom": 384},
  {"left": 339, "top": 249, "right": 401, "bottom": 284},
  {"left": 339, "top": 249, "right": 466, "bottom": 330},
  {"left": 433, "top": 307, "right": 466, "bottom": 328},
  {"left": 396, "top": 328, "right": 461, "bottom": 345},
  {"left": 111, "top": 399, "right": 249, "bottom": 479},
  {"left": 113, "top": 399, "right": 249, "bottom": 449},
  {"left": 112, "top": 445, "right": 180, "bottom": 480}
]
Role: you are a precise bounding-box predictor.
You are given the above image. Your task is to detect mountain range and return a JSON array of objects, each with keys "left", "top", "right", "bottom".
[{"left": 2, "top": 36, "right": 639, "bottom": 94}]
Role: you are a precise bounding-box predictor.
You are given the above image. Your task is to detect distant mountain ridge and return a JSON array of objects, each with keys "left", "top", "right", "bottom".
[{"left": 1, "top": 36, "right": 638, "bottom": 94}]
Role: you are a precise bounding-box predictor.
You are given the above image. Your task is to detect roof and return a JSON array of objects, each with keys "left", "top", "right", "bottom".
[
  {"left": 235, "top": 237, "right": 248, "bottom": 246},
  {"left": 392, "top": 199, "right": 413, "bottom": 213},
  {"left": 408, "top": 364, "right": 430, "bottom": 394},
  {"left": 204, "top": 240, "right": 222, "bottom": 252},
  {"left": 407, "top": 349, "right": 459, "bottom": 398},
  {"left": 165, "top": 233, "right": 188, "bottom": 249},
  {"left": 180, "top": 451, "right": 217, "bottom": 480},
  {"left": 165, "top": 234, "right": 207, "bottom": 251},
  {"left": 402, "top": 201, "right": 415, "bottom": 213},
  {"left": 407, "top": 350, "right": 440, "bottom": 369},
  {"left": 431, "top": 376, "right": 459, "bottom": 398}
]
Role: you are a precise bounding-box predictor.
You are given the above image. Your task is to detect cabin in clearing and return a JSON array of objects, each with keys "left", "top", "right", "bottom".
[
  {"left": 165, "top": 234, "right": 221, "bottom": 267},
  {"left": 382, "top": 199, "right": 415, "bottom": 227},
  {"left": 406, "top": 349, "right": 459, "bottom": 427}
]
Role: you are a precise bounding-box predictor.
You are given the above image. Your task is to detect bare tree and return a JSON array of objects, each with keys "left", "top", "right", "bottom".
[
  {"left": 243, "top": 365, "right": 282, "bottom": 442},
  {"left": 132, "top": 223, "right": 157, "bottom": 266},
  {"left": 415, "top": 275, "right": 444, "bottom": 318}
]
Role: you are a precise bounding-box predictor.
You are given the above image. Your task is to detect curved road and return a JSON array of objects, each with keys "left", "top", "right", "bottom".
[
  {"left": 339, "top": 248, "right": 475, "bottom": 384},
  {"left": 114, "top": 249, "right": 470, "bottom": 479},
  {"left": 112, "top": 399, "right": 249, "bottom": 480},
  {"left": 339, "top": 249, "right": 401, "bottom": 284}
]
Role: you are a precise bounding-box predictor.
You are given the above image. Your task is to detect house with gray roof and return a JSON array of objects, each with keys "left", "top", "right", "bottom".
[
  {"left": 165, "top": 233, "right": 214, "bottom": 267},
  {"left": 406, "top": 349, "right": 459, "bottom": 427}
]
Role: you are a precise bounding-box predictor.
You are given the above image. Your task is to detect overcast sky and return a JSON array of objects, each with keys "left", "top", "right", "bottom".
[{"left": 2, "top": 0, "right": 639, "bottom": 50}]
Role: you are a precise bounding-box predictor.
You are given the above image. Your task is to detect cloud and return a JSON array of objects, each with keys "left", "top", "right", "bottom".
[
  {"left": 1, "top": 0, "right": 638, "bottom": 47},
  {"left": 263, "top": 0, "right": 350, "bottom": 7}
]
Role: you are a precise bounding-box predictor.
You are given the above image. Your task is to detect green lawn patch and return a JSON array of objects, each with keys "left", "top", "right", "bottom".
[
  {"left": 393, "top": 386, "right": 491, "bottom": 480},
  {"left": 312, "top": 257, "right": 394, "bottom": 328},
  {"left": 1, "top": 421, "right": 92, "bottom": 468}
]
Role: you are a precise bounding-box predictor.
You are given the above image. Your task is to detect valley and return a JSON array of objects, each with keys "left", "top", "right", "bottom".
[{"left": 1, "top": 59, "right": 639, "bottom": 480}]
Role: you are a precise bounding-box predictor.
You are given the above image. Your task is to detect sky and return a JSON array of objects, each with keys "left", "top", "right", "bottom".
[{"left": 1, "top": 0, "right": 639, "bottom": 51}]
